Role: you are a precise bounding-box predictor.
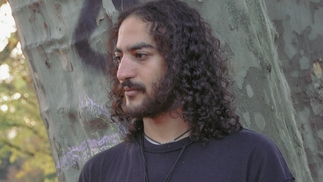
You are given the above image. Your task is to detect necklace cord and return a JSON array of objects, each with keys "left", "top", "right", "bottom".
[
  {"left": 139, "top": 134, "right": 149, "bottom": 182},
  {"left": 139, "top": 132, "right": 193, "bottom": 182},
  {"left": 144, "top": 128, "right": 192, "bottom": 145},
  {"left": 163, "top": 144, "right": 188, "bottom": 182}
]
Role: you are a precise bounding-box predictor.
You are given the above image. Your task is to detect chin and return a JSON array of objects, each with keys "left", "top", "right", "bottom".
[{"left": 125, "top": 100, "right": 142, "bottom": 108}]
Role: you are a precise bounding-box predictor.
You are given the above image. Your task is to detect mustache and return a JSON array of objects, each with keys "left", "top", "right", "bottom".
[{"left": 120, "top": 80, "right": 146, "bottom": 92}]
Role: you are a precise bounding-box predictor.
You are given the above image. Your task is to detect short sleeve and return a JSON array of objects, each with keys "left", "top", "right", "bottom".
[
  {"left": 246, "top": 135, "right": 295, "bottom": 182},
  {"left": 78, "top": 158, "right": 95, "bottom": 182}
]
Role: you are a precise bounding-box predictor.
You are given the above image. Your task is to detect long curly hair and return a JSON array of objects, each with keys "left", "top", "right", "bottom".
[{"left": 107, "top": 0, "right": 242, "bottom": 143}]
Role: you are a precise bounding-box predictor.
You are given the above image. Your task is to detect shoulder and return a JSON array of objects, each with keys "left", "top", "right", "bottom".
[
  {"left": 221, "top": 128, "right": 295, "bottom": 181},
  {"left": 225, "top": 128, "right": 274, "bottom": 143},
  {"left": 216, "top": 128, "right": 279, "bottom": 149},
  {"left": 191, "top": 128, "right": 282, "bottom": 160},
  {"left": 78, "top": 141, "right": 137, "bottom": 182},
  {"left": 217, "top": 128, "right": 287, "bottom": 161},
  {"left": 185, "top": 129, "right": 294, "bottom": 181},
  {"left": 85, "top": 141, "right": 135, "bottom": 166}
]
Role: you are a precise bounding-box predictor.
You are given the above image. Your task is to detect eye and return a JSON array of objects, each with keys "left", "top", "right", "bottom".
[
  {"left": 113, "top": 55, "right": 122, "bottom": 66},
  {"left": 135, "top": 53, "right": 147, "bottom": 60}
]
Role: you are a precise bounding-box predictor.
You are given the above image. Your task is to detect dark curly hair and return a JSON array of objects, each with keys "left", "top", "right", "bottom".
[{"left": 107, "top": 0, "right": 242, "bottom": 143}]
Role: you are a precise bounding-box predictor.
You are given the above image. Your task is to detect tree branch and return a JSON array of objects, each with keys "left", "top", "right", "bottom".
[
  {"left": 0, "top": 31, "right": 19, "bottom": 65},
  {"left": 0, "top": 138, "right": 35, "bottom": 157},
  {"left": 0, "top": 136, "right": 52, "bottom": 157},
  {"left": 0, "top": 0, "right": 7, "bottom": 7},
  {"left": 4, "top": 122, "right": 48, "bottom": 142}
]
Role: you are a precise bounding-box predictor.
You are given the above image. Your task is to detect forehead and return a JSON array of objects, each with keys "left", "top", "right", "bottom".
[{"left": 116, "top": 16, "right": 155, "bottom": 50}]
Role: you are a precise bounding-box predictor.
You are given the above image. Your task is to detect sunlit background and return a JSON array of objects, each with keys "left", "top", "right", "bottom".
[
  {"left": 0, "top": 3, "right": 16, "bottom": 82},
  {"left": 0, "top": 2, "right": 57, "bottom": 182}
]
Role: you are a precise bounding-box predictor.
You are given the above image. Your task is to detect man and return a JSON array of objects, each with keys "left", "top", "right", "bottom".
[{"left": 79, "top": 0, "right": 295, "bottom": 181}]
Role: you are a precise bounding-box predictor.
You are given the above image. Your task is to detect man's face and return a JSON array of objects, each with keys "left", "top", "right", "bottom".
[{"left": 115, "top": 16, "right": 167, "bottom": 118}]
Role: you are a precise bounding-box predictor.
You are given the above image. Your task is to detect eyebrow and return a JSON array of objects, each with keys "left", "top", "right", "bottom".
[{"left": 115, "top": 42, "right": 155, "bottom": 53}]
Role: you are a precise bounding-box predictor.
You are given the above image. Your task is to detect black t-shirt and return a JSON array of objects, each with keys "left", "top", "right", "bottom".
[{"left": 79, "top": 129, "right": 295, "bottom": 182}]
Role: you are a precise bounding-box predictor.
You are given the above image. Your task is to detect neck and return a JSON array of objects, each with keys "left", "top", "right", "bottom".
[{"left": 143, "top": 109, "right": 191, "bottom": 144}]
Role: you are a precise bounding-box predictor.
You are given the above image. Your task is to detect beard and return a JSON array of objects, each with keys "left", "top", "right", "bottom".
[{"left": 120, "top": 77, "right": 174, "bottom": 119}]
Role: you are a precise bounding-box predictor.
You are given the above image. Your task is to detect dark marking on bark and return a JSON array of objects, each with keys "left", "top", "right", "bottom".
[
  {"left": 54, "top": 2, "right": 64, "bottom": 21},
  {"left": 44, "top": 118, "right": 49, "bottom": 130},
  {"left": 305, "top": 70, "right": 312, "bottom": 83},
  {"left": 71, "top": 161, "right": 80, "bottom": 170},
  {"left": 36, "top": 80, "right": 46, "bottom": 98},
  {"left": 73, "top": 0, "right": 138, "bottom": 72},
  {"left": 73, "top": 0, "right": 106, "bottom": 72},
  {"left": 265, "top": 60, "right": 272, "bottom": 73},
  {"left": 309, "top": 1, "right": 323, "bottom": 24},
  {"left": 89, "top": 117, "right": 108, "bottom": 130},
  {"left": 294, "top": 26, "right": 323, "bottom": 60},
  {"left": 55, "top": 3, "right": 63, "bottom": 14},
  {"left": 28, "top": 2, "right": 40, "bottom": 22},
  {"left": 68, "top": 112, "right": 77, "bottom": 122},
  {"left": 112, "top": 0, "right": 138, "bottom": 11},
  {"left": 37, "top": 46, "right": 50, "bottom": 69},
  {"left": 53, "top": 137, "right": 63, "bottom": 157},
  {"left": 29, "top": 2, "right": 40, "bottom": 13}
]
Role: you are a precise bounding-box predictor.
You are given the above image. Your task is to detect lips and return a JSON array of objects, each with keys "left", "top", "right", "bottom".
[
  {"left": 123, "top": 86, "right": 139, "bottom": 97},
  {"left": 120, "top": 80, "right": 146, "bottom": 97}
]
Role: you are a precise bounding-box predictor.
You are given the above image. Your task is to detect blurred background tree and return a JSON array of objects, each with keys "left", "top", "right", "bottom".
[{"left": 0, "top": 2, "right": 57, "bottom": 181}]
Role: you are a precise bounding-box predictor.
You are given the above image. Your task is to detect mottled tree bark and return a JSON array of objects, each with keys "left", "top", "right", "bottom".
[
  {"left": 265, "top": 0, "right": 323, "bottom": 180},
  {"left": 8, "top": 0, "right": 321, "bottom": 181}
]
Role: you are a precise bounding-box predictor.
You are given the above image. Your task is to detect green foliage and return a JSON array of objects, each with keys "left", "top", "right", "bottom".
[{"left": 0, "top": 10, "right": 57, "bottom": 182}]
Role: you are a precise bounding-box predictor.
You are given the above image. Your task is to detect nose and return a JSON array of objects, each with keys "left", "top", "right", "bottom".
[{"left": 116, "top": 55, "right": 136, "bottom": 82}]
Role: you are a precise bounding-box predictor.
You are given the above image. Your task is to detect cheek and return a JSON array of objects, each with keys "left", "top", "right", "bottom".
[
  {"left": 143, "top": 73, "right": 161, "bottom": 94},
  {"left": 156, "top": 58, "right": 167, "bottom": 77}
]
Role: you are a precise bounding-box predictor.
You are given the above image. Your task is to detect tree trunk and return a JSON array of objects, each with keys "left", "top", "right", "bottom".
[
  {"left": 8, "top": 0, "right": 321, "bottom": 181},
  {"left": 264, "top": 1, "right": 323, "bottom": 180}
]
